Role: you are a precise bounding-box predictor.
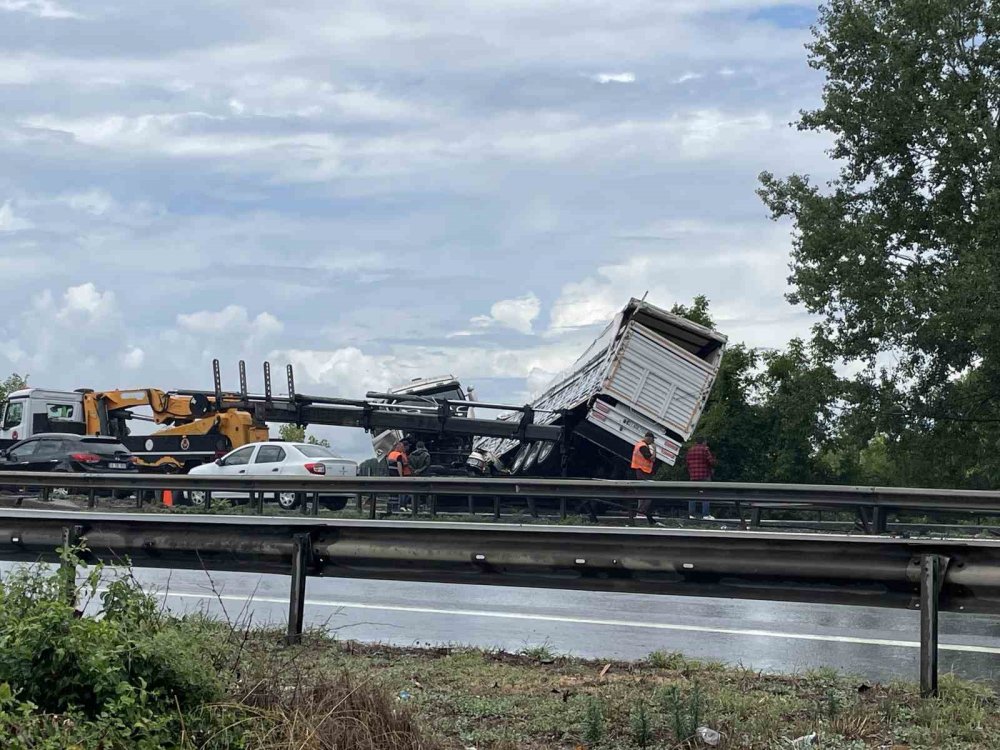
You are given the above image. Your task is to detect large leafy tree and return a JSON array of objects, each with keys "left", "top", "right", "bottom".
[
  {"left": 759, "top": 0, "right": 1000, "bottom": 486},
  {"left": 759, "top": 0, "right": 1000, "bottom": 418}
]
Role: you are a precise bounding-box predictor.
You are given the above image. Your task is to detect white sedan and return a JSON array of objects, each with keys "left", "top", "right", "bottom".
[{"left": 187, "top": 441, "right": 358, "bottom": 510}]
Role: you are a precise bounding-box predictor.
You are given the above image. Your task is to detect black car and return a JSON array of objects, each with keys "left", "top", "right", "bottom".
[{"left": 0, "top": 433, "right": 138, "bottom": 474}]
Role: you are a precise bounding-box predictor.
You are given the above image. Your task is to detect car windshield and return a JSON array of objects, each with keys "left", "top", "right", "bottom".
[
  {"left": 295, "top": 444, "right": 335, "bottom": 458},
  {"left": 77, "top": 439, "right": 129, "bottom": 456}
]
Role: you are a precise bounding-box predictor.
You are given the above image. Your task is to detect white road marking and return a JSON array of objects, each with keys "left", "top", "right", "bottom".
[{"left": 153, "top": 590, "right": 1000, "bottom": 655}]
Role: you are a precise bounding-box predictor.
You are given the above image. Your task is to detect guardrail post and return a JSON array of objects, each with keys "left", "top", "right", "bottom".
[
  {"left": 559, "top": 497, "right": 567, "bottom": 521},
  {"left": 311, "top": 492, "right": 320, "bottom": 517},
  {"left": 287, "top": 533, "right": 311, "bottom": 645},
  {"left": 493, "top": 495, "right": 500, "bottom": 521},
  {"left": 750, "top": 507, "right": 762, "bottom": 528},
  {"left": 468, "top": 494, "right": 475, "bottom": 516},
  {"left": 920, "top": 554, "right": 944, "bottom": 698},
  {"left": 87, "top": 488, "right": 97, "bottom": 509},
  {"left": 299, "top": 492, "right": 309, "bottom": 515},
  {"left": 369, "top": 493, "right": 377, "bottom": 519},
  {"left": 430, "top": 494, "right": 437, "bottom": 518},
  {"left": 873, "top": 507, "right": 888, "bottom": 534}
]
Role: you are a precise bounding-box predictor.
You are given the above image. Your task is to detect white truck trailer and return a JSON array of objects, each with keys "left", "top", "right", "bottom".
[{"left": 475, "top": 297, "right": 727, "bottom": 478}]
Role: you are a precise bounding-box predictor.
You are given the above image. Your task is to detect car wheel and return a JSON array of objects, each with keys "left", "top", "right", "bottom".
[
  {"left": 187, "top": 490, "right": 208, "bottom": 508},
  {"left": 277, "top": 491, "right": 300, "bottom": 510}
]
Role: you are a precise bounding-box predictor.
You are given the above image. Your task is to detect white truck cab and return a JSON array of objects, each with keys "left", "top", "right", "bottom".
[{"left": 0, "top": 388, "right": 86, "bottom": 444}]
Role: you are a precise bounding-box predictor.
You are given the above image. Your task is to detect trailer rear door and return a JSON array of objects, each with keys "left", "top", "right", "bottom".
[{"left": 601, "top": 322, "right": 718, "bottom": 441}]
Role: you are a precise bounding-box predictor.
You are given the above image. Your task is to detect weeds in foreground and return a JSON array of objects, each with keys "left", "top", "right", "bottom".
[
  {"left": 518, "top": 642, "right": 556, "bottom": 662},
  {"left": 647, "top": 649, "right": 685, "bottom": 670},
  {"left": 582, "top": 696, "right": 605, "bottom": 746},
  {"left": 661, "top": 682, "right": 703, "bottom": 743},
  {"left": 630, "top": 703, "right": 653, "bottom": 748}
]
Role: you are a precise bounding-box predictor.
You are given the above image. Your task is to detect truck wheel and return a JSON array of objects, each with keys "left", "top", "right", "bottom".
[{"left": 277, "top": 492, "right": 300, "bottom": 510}]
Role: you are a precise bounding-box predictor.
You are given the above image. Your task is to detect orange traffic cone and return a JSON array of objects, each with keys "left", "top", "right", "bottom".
[{"left": 162, "top": 490, "right": 173, "bottom": 507}]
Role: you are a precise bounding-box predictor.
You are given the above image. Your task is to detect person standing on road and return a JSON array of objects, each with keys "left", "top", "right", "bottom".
[
  {"left": 628, "top": 431, "right": 658, "bottom": 526},
  {"left": 685, "top": 437, "right": 716, "bottom": 520},
  {"left": 386, "top": 440, "right": 412, "bottom": 513},
  {"left": 406, "top": 440, "right": 432, "bottom": 514}
]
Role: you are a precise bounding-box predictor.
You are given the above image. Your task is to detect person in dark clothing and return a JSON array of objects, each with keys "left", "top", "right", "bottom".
[
  {"left": 404, "top": 441, "right": 431, "bottom": 513},
  {"left": 408, "top": 441, "right": 431, "bottom": 475},
  {"left": 685, "top": 437, "right": 716, "bottom": 519},
  {"left": 628, "top": 431, "right": 658, "bottom": 526}
]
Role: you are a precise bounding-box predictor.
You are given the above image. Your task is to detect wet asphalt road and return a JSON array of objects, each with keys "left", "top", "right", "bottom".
[{"left": 104, "top": 567, "right": 1000, "bottom": 685}]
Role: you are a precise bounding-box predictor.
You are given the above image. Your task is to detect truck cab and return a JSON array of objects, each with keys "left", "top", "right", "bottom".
[{"left": 0, "top": 389, "right": 87, "bottom": 445}]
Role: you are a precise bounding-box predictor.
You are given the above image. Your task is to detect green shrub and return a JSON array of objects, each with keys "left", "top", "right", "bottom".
[{"left": 0, "top": 551, "right": 227, "bottom": 748}]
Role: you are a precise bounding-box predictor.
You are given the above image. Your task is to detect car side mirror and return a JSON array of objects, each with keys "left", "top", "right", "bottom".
[{"left": 215, "top": 458, "right": 224, "bottom": 466}]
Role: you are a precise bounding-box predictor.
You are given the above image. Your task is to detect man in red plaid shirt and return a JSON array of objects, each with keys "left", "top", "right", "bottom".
[{"left": 685, "top": 437, "right": 716, "bottom": 519}]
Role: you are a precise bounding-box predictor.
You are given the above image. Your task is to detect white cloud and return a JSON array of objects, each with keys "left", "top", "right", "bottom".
[
  {"left": 548, "top": 220, "right": 817, "bottom": 349},
  {"left": 674, "top": 72, "right": 702, "bottom": 84},
  {"left": 0, "top": 0, "right": 81, "bottom": 19},
  {"left": 277, "top": 338, "right": 584, "bottom": 400},
  {"left": 591, "top": 72, "right": 636, "bottom": 84},
  {"left": 0, "top": 201, "right": 33, "bottom": 232},
  {"left": 121, "top": 346, "right": 145, "bottom": 369},
  {"left": 56, "top": 282, "right": 117, "bottom": 323},
  {"left": 177, "top": 305, "right": 283, "bottom": 338},
  {"left": 471, "top": 293, "right": 541, "bottom": 335}
]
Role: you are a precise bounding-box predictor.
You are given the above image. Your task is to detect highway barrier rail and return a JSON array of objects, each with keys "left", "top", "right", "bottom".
[
  {"left": 2, "top": 469, "right": 1000, "bottom": 696},
  {"left": 4, "top": 471, "right": 1000, "bottom": 523}
]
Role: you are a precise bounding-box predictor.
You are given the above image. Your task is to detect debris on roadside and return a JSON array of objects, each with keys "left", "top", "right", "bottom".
[{"left": 696, "top": 725, "right": 721, "bottom": 746}]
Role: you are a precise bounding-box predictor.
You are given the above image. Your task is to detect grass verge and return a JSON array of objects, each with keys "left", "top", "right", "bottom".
[{"left": 310, "top": 640, "right": 1000, "bottom": 749}]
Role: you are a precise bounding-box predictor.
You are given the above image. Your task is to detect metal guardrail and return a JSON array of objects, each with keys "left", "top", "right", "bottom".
[
  {"left": 4, "top": 471, "right": 1000, "bottom": 509},
  {"left": 4, "top": 472, "right": 999, "bottom": 534},
  {"left": 1, "top": 500, "right": 999, "bottom": 695}
]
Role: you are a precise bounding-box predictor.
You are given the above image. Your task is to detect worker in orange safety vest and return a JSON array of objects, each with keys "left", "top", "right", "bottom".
[
  {"left": 628, "top": 431, "right": 658, "bottom": 526},
  {"left": 385, "top": 440, "right": 413, "bottom": 515}
]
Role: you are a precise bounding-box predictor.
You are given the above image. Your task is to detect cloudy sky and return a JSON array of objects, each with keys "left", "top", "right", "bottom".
[{"left": 0, "top": 0, "right": 833, "bottom": 456}]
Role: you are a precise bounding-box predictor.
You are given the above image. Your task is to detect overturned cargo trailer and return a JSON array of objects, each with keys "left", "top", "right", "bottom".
[{"left": 475, "top": 298, "right": 727, "bottom": 478}]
